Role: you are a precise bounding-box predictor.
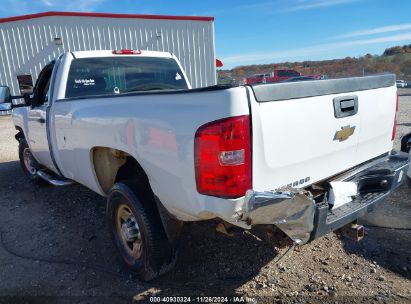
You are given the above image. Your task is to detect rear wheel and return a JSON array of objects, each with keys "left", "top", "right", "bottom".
[
  {"left": 18, "top": 138, "right": 42, "bottom": 182},
  {"left": 107, "top": 182, "right": 177, "bottom": 281}
]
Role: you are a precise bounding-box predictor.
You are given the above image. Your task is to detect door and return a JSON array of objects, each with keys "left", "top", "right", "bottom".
[{"left": 26, "top": 63, "right": 57, "bottom": 172}]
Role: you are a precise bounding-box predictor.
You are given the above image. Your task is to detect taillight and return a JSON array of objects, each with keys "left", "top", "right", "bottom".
[
  {"left": 112, "top": 49, "right": 141, "bottom": 55},
  {"left": 194, "top": 115, "right": 251, "bottom": 198},
  {"left": 391, "top": 93, "right": 398, "bottom": 141}
]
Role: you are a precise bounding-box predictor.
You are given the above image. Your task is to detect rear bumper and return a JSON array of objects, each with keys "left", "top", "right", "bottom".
[
  {"left": 310, "top": 151, "right": 409, "bottom": 241},
  {"left": 238, "top": 151, "right": 410, "bottom": 244}
]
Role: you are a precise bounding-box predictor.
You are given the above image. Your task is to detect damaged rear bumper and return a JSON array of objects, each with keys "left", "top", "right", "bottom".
[{"left": 237, "top": 151, "right": 410, "bottom": 244}]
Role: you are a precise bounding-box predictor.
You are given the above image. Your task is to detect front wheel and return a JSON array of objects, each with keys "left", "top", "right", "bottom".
[
  {"left": 106, "top": 182, "right": 177, "bottom": 281},
  {"left": 18, "top": 138, "right": 42, "bottom": 182}
]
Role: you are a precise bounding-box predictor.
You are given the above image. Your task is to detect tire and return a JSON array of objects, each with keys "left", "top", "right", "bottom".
[
  {"left": 407, "top": 176, "right": 411, "bottom": 188},
  {"left": 107, "top": 182, "right": 177, "bottom": 281},
  {"left": 18, "top": 138, "right": 42, "bottom": 183}
]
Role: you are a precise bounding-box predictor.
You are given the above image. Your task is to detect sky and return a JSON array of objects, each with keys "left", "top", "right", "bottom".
[{"left": 0, "top": 0, "right": 410, "bottom": 69}]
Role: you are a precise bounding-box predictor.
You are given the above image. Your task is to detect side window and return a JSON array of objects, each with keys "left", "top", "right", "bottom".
[{"left": 32, "top": 63, "right": 54, "bottom": 107}]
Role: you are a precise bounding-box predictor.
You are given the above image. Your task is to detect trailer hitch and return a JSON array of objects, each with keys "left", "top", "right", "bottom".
[{"left": 339, "top": 223, "right": 364, "bottom": 241}]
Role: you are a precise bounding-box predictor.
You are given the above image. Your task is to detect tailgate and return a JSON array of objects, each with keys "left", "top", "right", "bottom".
[{"left": 249, "top": 74, "right": 397, "bottom": 191}]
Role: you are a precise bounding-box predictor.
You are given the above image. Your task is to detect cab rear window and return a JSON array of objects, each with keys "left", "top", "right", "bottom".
[{"left": 65, "top": 57, "right": 188, "bottom": 98}]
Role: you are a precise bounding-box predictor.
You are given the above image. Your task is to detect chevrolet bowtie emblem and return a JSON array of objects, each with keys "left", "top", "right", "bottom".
[{"left": 334, "top": 125, "right": 356, "bottom": 142}]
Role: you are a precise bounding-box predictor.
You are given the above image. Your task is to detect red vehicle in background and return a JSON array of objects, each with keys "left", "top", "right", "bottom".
[
  {"left": 245, "top": 69, "right": 302, "bottom": 85},
  {"left": 245, "top": 69, "right": 325, "bottom": 85}
]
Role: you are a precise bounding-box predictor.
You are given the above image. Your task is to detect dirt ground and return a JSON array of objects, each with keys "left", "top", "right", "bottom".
[{"left": 0, "top": 90, "right": 410, "bottom": 304}]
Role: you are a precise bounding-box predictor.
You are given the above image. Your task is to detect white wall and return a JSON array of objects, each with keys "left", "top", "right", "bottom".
[{"left": 0, "top": 15, "right": 216, "bottom": 95}]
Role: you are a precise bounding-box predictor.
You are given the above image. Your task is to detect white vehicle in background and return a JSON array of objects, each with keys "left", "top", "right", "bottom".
[
  {"left": 396, "top": 80, "right": 407, "bottom": 88},
  {"left": 0, "top": 50, "right": 409, "bottom": 281}
]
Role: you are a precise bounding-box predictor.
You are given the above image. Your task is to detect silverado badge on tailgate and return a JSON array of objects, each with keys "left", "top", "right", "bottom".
[{"left": 334, "top": 125, "right": 356, "bottom": 142}]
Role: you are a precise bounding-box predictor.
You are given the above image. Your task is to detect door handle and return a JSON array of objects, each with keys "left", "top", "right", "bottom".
[
  {"left": 37, "top": 118, "right": 46, "bottom": 123},
  {"left": 333, "top": 95, "right": 358, "bottom": 118}
]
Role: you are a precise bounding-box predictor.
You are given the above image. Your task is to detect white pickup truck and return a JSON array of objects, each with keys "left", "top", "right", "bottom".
[{"left": 0, "top": 50, "right": 409, "bottom": 281}]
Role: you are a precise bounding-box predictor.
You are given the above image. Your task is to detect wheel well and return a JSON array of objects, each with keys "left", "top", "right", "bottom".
[
  {"left": 115, "top": 157, "right": 160, "bottom": 217},
  {"left": 92, "top": 147, "right": 182, "bottom": 243},
  {"left": 92, "top": 147, "right": 128, "bottom": 194},
  {"left": 91, "top": 147, "right": 155, "bottom": 207},
  {"left": 115, "top": 156, "right": 147, "bottom": 184},
  {"left": 116, "top": 157, "right": 183, "bottom": 243}
]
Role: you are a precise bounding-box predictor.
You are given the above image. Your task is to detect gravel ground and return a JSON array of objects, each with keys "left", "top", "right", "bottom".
[{"left": 0, "top": 90, "right": 410, "bottom": 304}]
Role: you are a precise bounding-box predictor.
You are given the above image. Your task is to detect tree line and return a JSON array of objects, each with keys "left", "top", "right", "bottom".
[{"left": 220, "top": 45, "right": 411, "bottom": 84}]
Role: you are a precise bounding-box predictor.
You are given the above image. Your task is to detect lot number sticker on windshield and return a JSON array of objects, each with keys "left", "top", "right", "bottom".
[{"left": 75, "top": 79, "right": 95, "bottom": 86}]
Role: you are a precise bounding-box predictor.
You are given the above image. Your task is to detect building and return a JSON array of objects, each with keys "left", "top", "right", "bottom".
[{"left": 0, "top": 11, "right": 216, "bottom": 96}]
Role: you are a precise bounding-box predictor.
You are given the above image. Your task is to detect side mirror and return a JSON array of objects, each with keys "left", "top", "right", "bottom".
[
  {"left": 0, "top": 103, "right": 11, "bottom": 111},
  {"left": 0, "top": 86, "right": 11, "bottom": 103},
  {"left": 0, "top": 86, "right": 12, "bottom": 115},
  {"left": 17, "top": 74, "right": 34, "bottom": 95}
]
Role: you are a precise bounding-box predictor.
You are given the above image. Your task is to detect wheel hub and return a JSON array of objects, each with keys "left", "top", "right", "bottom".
[
  {"left": 116, "top": 204, "right": 143, "bottom": 259},
  {"left": 23, "top": 148, "right": 36, "bottom": 175},
  {"left": 121, "top": 217, "right": 141, "bottom": 242}
]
